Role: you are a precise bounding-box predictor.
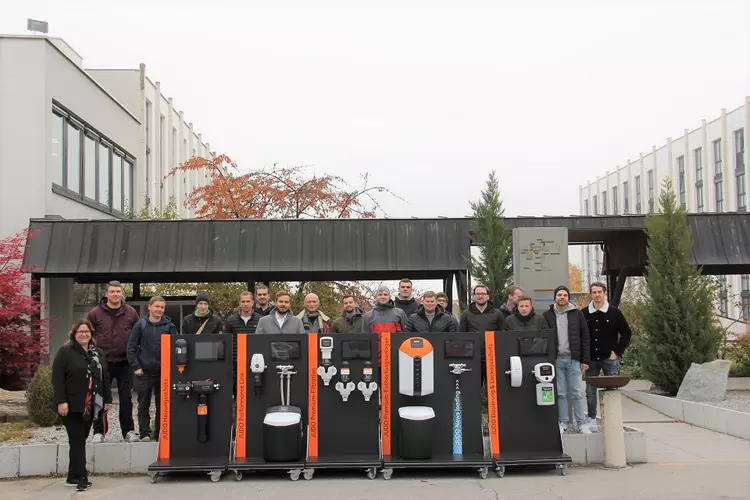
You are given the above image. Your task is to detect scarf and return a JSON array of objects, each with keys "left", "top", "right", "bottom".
[{"left": 78, "top": 342, "right": 105, "bottom": 423}]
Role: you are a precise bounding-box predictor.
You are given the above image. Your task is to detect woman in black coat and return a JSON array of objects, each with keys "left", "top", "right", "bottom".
[{"left": 52, "top": 319, "right": 112, "bottom": 492}]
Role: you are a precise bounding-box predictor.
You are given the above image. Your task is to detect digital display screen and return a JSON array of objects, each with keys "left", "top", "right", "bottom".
[
  {"left": 194, "top": 341, "right": 224, "bottom": 361},
  {"left": 341, "top": 340, "right": 371, "bottom": 360},
  {"left": 270, "top": 341, "right": 301, "bottom": 361},
  {"left": 410, "top": 338, "right": 424, "bottom": 348},
  {"left": 444, "top": 340, "right": 474, "bottom": 359},
  {"left": 518, "top": 337, "right": 549, "bottom": 356},
  {"left": 539, "top": 365, "right": 553, "bottom": 376}
]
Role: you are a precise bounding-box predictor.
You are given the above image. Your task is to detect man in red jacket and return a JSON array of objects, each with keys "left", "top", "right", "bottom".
[{"left": 86, "top": 281, "right": 140, "bottom": 443}]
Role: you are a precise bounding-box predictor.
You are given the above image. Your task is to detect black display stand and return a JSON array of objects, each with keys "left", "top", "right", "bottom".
[
  {"left": 484, "top": 329, "right": 572, "bottom": 477},
  {"left": 381, "top": 332, "right": 491, "bottom": 479},
  {"left": 305, "top": 333, "right": 381, "bottom": 479},
  {"left": 148, "top": 334, "right": 234, "bottom": 483},
  {"left": 228, "top": 333, "right": 310, "bottom": 481}
]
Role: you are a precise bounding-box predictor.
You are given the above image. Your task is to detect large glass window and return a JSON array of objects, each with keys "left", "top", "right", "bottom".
[
  {"left": 84, "top": 135, "right": 97, "bottom": 200},
  {"left": 622, "top": 181, "right": 629, "bottom": 214},
  {"left": 647, "top": 170, "right": 654, "bottom": 212},
  {"left": 716, "top": 180, "right": 724, "bottom": 212},
  {"left": 717, "top": 276, "right": 728, "bottom": 316},
  {"left": 67, "top": 123, "right": 81, "bottom": 192},
  {"left": 734, "top": 128, "right": 745, "bottom": 171},
  {"left": 713, "top": 139, "right": 722, "bottom": 174},
  {"left": 98, "top": 143, "right": 111, "bottom": 206},
  {"left": 677, "top": 156, "right": 686, "bottom": 210},
  {"left": 696, "top": 183, "right": 704, "bottom": 213},
  {"left": 113, "top": 153, "right": 123, "bottom": 212},
  {"left": 635, "top": 175, "right": 642, "bottom": 214},
  {"left": 742, "top": 274, "right": 750, "bottom": 321},
  {"left": 124, "top": 159, "right": 133, "bottom": 214},
  {"left": 601, "top": 191, "right": 608, "bottom": 215},
  {"left": 51, "top": 113, "right": 65, "bottom": 185},
  {"left": 593, "top": 195, "right": 598, "bottom": 215},
  {"left": 612, "top": 186, "right": 618, "bottom": 215}
]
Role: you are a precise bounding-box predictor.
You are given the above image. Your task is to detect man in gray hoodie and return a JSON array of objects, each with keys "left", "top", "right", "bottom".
[
  {"left": 541, "top": 285, "right": 591, "bottom": 434},
  {"left": 255, "top": 291, "right": 305, "bottom": 334}
]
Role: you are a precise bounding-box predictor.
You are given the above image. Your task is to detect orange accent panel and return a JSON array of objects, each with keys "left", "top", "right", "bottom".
[
  {"left": 158, "top": 334, "right": 171, "bottom": 460},
  {"left": 380, "top": 332, "right": 392, "bottom": 456},
  {"left": 235, "top": 334, "right": 247, "bottom": 458},
  {"left": 398, "top": 337, "right": 433, "bottom": 357},
  {"left": 307, "top": 333, "right": 319, "bottom": 458},
  {"left": 485, "top": 331, "right": 500, "bottom": 459},
  {"left": 197, "top": 405, "right": 208, "bottom": 416}
]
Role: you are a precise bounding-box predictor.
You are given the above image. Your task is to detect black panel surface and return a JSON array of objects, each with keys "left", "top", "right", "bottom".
[
  {"left": 386, "top": 332, "right": 485, "bottom": 462},
  {"left": 490, "top": 329, "right": 566, "bottom": 463},
  {"left": 313, "top": 333, "right": 380, "bottom": 462},
  {"left": 166, "top": 335, "right": 233, "bottom": 466}
]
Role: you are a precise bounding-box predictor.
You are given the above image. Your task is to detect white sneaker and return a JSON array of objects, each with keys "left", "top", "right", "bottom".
[
  {"left": 579, "top": 423, "right": 593, "bottom": 434},
  {"left": 125, "top": 431, "right": 140, "bottom": 443},
  {"left": 559, "top": 422, "right": 569, "bottom": 434},
  {"left": 90, "top": 433, "right": 104, "bottom": 443}
]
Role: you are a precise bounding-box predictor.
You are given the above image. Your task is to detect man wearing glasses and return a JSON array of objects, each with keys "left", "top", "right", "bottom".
[{"left": 458, "top": 285, "right": 506, "bottom": 332}]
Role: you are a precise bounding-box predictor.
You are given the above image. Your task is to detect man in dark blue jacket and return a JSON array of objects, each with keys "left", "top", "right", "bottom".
[{"left": 127, "top": 296, "right": 177, "bottom": 441}]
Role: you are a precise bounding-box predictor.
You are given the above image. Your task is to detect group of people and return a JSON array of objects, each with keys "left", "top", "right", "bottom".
[{"left": 50, "top": 278, "right": 630, "bottom": 491}]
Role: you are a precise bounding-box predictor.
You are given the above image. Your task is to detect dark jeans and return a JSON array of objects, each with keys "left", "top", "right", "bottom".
[
  {"left": 63, "top": 413, "right": 92, "bottom": 483},
  {"left": 93, "top": 360, "right": 134, "bottom": 437},
  {"left": 586, "top": 357, "right": 621, "bottom": 418},
  {"left": 135, "top": 372, "right": 160, "bottom": 440}
]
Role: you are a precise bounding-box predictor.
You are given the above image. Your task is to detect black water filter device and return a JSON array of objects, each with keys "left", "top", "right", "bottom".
[{"left": 175, "top": 339, "right": 188, "bottom": 373}]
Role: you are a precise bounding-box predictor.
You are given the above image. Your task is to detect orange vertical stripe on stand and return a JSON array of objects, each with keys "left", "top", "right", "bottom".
[
  {"left": 307, "top": 333, "right": 319, "bottom": 458},
  {"left": 158, "top": 334, "right": 171, "bottom": 460},
  {"left": 485, "top": 331, "right": 500, "bottom": 459},
  {"left": 380, "top": 332, "right": 392, "bottom": 457},
  {"left": 235, "top": 334, "right": 247, "bottom": 459}
]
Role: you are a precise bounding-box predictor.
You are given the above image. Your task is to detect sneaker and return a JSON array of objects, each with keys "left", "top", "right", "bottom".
[
  {"left": 90, "top": 433, "right": 104, "bottom": 443},
  {"left": 140, "top": 436, "right": 151, "bottom": 442},
  {"left": 125, "top": 431, "right": 140, "bottom": 443},
  {"left": 76, "top": 480, "right": 91, "bottom": 491},
  {"left": 558, "top": 422, "right": 569, "bottom": 434},
  {"left": 579, "top": 423, "right": 593, "bottom": 434}
]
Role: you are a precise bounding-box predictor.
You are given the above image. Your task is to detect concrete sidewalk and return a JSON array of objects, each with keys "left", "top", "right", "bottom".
[{"left": 622, "top": 395, "right": 750, "bottom": 464}]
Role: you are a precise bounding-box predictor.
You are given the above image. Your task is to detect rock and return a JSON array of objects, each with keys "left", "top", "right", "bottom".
[{"left": 676, "top": 360, "right": 732, "bottom": 403}]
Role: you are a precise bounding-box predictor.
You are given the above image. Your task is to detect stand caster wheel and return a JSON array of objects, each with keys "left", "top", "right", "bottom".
[
  {"left": 148, "top": 472, "right": 159, "bottom": 484},
  {"left": 495, "top": 466, "right": 505, "bottom": 478},
  {"left": 478, "top": 467, "right": 488, "bottom": 479},
  {"left": 234, "top": 471, "right": 243, "bottom": 481},
  {"left": 289, "top": 469, "right": 301, "bottom": 481},
  {"left": 559, "top": 464, "right": 567, "bottom": 476},
  {"left": 381, "top": 468, "right": 393, "bottom": 480},
  {"left": 209, "top": 470, "right": 222, "bottom": 483},
  {"left": 303, "top": 469, "right": 315, "bottom": 480},
  {"left": 366, "top": 467, "right": 378, "bottom": 479}
]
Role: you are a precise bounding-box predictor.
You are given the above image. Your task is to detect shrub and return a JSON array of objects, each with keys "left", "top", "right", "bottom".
[
  {"left": 25, "top": 364, "right": 60, "bottom": 427},
  {"left": 727, "top": 333, "right": 750, "bottom": 377}
]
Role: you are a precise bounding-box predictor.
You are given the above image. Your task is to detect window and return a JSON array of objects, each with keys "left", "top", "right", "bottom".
[
  {"left": 713, "top": 139, "right": 722, "bottom": 174},
  {"left": 735, "top": 129, "right": 746, "bottom": 211},
  {"left": 51, "top": 103, "right": 135, "bottom": 214},
  {"left": 742, "top": 274, "right": 750, "bottom": 321},
  {"left": 159, "top": 115, "right": 166, "bottom": 178},
  {"left": 98, "top": 143, "right": 111, "bottom": 206},
  {"left": 51, "top": 113, "right": 65, "bottom": 185},
  {"left": 172, "top": 127, "right": 178, "bottom": 166},
  {"left": 677, "top": 156, "right": 686, "bottom": 210},
  {"left": 67, "top": 123, "right": 81, "bottom": 193},
  {"left": 593, "top": 195, "right": 598, "bottom": 215},
  {"left": 647, "top": 170, "right": 654, "bottom": 212},
  {"left": 622, "top": 181, "right": 629, "bottom": 214},
  {"left": 601, "top": 191, "right": 608, "bottom": 215},
  {"left": 113, "top": 153, "right": 123, "bottom": 212},
  {"left": 635, "top": 175, "right": 642, "bottom": 214},
  {"left": 696, "top": 182, "right": 704, "bottom": 213},
  {"left": 717, "top": 276, "right": 728, "bottom": 316},
  {"left": 583, "top": 199, "right": 589, "bottom": 215},
  {"left": 695, "top": 147, "right": 704, "bottom": 213},
  {"left": 124, "top": 159, "right": 133, "bottom": 214},
  {"left": 612, "top": 186, "right": 618, "bottom": 215},
  {"left": 716, "top": 179, "right": 724, "bottom": 212}
]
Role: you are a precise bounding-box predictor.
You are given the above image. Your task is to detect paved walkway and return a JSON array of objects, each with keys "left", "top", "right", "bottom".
[{"left": 622, "top": 395, "right": 750, "bottom": 464}]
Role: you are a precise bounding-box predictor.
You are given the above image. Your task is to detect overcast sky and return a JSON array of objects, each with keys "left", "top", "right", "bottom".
[{"left": 4, "top": 0, "right": 749, "bottom": 220}]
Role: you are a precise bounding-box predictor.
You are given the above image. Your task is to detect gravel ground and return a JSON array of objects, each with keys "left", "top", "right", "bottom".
[{"left": 0, "top": 392, "right": 156, "bottom": 447}]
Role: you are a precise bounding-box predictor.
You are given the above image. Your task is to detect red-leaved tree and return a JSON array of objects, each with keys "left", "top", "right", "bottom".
[
  {"left": 0, "top": 230, "right": 48, "bottom": 388},
  {"left": 167, "top": 155, "right": 401, "bottom": 219}
]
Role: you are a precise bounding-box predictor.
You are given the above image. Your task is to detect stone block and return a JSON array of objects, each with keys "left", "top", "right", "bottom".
[
  {"left": 676, "top": 360, "right": 731, "bottom": 403},
  {"left": 624, "top": 429, "right": 647, "bottom": 463},
  {"left": 0, "top": 446, "right": 20, "bottom": 478},
  {"left": 682, "top": 401, "right": 705, "bottom": 428},
  {"left": 130, "top": 442, "right": 158, "bottom": 473},
  {"left": 19, "top": 444, "right": 57, "bottom": 476},
  {"left": 725, "top": 410, "right": 750, "bottom": 440},
  {"left": 585, "top": 432, "right": 604, "bottom": 464},
  {"left": 701, "top": 404, "right": 728, "bottom": 435},
  {"left": 93, "top": 443, "right": 130, "bottom": 474},
  {"left": 561, "top": 433, "right": 587, "bottom": 465},
  {"left": 57, "top": 443, "right": 94, "bottom": 475}
]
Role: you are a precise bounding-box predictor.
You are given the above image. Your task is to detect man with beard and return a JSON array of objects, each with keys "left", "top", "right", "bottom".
[
  {"left": 224, "top": 291, "right": 262, "bottom": 395},
  {"left": 458, "top": 285, "right": 506, "bottom": 333},
  {"left": 499, "top": 286, "right": 524, "bottom": 319},
  {"left": 254, "top": 285, "right": 274, "bottom": 317},
  {"left": 394, "top": 278, "right": 419, "bottom": 317},
  {"left": 332, "top": 295, "right": 364, "bottom": 333},
  {"left": 181, "top": 294, "right": 223, "bottom": 335},
  {"left": 255, "top": 291, "right": 305, "bottom": 334},
  {"left": 503, "top": 296, "right": 548, "bottom": 330},
  {"left": 297, "top": 293, "right": 333, "bottom": 333}
]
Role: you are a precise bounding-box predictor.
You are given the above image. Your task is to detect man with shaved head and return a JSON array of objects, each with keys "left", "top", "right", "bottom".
[{"left": 296, "top": 292, "right": 333, "bottom": 333}]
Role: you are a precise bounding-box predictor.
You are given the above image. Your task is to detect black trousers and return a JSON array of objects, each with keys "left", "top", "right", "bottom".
[
  {"left": 135, "top": 372, "right": 160, "bottom": 440},
  {"left": 63, "top": 413, "right": 92, "bottom": 482},
  {"left": 93, "top": 360, "right": 134, "bottom": 437}
]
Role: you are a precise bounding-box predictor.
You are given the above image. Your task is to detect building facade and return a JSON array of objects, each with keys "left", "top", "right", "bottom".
[{"left": 578, "top": 97, "right": 750, "bottom": 321}]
